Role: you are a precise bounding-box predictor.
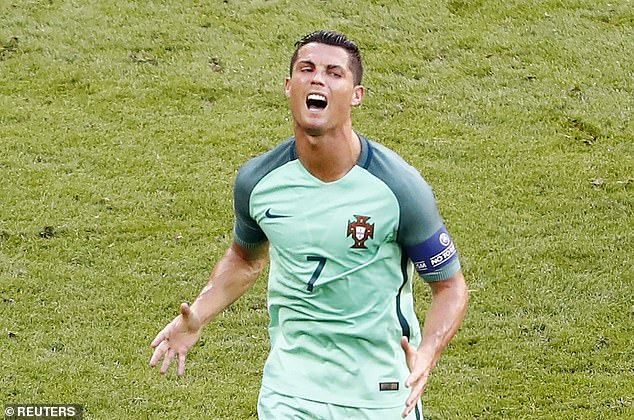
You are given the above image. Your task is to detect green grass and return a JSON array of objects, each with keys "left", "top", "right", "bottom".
[{"left": 1, "top": 0, "right": 632, "bottom": 418}]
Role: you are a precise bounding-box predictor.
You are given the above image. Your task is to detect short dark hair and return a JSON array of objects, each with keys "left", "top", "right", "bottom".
[{"left": 290, "top": 30, "right": 363, "bottom": 86}]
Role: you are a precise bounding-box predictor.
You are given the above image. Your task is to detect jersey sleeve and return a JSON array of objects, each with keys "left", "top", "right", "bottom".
[
  {"left": 361, "top": 138, "right": 461, "bottom": 282},
  {"left": 233, "top": 164, "right": 267, "bottom": 249},
  {"left": 398, "top": 179, "right": 461, "bottom": 282},
  {"left": 231, "top": 138, "right": 296, "bottom": 249}
]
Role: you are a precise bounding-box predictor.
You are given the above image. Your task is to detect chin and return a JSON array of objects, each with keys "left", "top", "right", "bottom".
[
  {"left": 304, "top": 126, "right": 327, "bottom": 136},
  {"left": 297, "top": 119, "right": 328, "bottom": 136}
]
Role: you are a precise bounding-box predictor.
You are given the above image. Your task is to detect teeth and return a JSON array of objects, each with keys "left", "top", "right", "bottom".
[{"left": 308, "top": 94, "right": 327, "bottom": 102}]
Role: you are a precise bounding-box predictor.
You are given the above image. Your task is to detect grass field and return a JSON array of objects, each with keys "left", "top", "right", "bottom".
[{"left": 1, "top": 0, "right": 632, "bottom": 418}]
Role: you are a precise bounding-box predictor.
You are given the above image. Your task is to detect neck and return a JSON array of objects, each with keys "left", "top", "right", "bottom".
[{"left": 294, "top": 124, "right": 361, "bottom": 182}]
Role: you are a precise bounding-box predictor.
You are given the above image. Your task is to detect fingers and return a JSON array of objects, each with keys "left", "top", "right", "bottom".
[
  {"left": 402, "top": 352, "right": 429, "bottom": 418},
  {"left": 401, "top": 336, "right": 418, "bottom": 373},
  {"left": 149, "top": 340, "right": 168, "bottom": 367},
  {"left": 400, "top": 336, "right": 408, "bottom": 352},
  {"left": 180, "top": 302, "right": 191, "bottom": 319},
  {"left": 402, "top": 395, "right": 417, "bottom": 418},
  {"left": 152, "top": 303, "right": 188, "bottom": 349},
  {"left": 406, "top": 376, "right": 427, "bottom": 406},
  {"left": 402, "top": 378, "right": 425, "bottom": 417},
  {"left": 150, "top": 303, "right": 197, "bottom": 376},
  {"left": 160, "top": 348, "right": 175, "bottom": 374},
  {"left": 405, "top": 364, "right": 426, "bottom": 388},
  {"left": 181, "top": 302, "right": 201, "bottom": 331},
  {"left": 402, "top": 403, "right": 412, "bottom": 418},
  {"left": 405, "top": 368, "right": 416, "bottom": 387},
  {"left": 177, "top": 352, "right": 187, "bottom": 376},
  {"left": 402, "top": 397, "right": 418, "bottom": 418},
  {"left": 402, "top": 372, "right": 428, "bottom": 418},
  {"left": 401, "top": 336, "right": 416, "bottom": 358},
  {"left": 150, "top": 339, "right": 188, "bottom": 376},
  {"left": 150, "top": 330, "right": 166, "bottom": 348}
]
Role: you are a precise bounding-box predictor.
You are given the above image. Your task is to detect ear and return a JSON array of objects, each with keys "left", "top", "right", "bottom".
[
  {"left": 284, "top": 77, "right": 291, "bottom": 98},
  {"left": 351, "top": 85, "right": 365, "bottom": 106}
]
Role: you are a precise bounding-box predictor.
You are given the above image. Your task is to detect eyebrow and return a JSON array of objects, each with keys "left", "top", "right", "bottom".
[{"left": 296, "top": 59, "right": 346, "bottom": 72}]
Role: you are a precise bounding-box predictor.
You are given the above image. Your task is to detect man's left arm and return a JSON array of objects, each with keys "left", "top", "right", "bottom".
[{"left": 401, "top": 271, "right": 469, "bottom": 418}]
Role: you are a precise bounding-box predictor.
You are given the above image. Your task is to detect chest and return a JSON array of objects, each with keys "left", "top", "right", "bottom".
[{"left": 250, "top": 166, "right": 399, "bottom": 259}]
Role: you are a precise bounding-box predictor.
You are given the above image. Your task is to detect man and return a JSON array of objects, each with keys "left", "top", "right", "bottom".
[{"left": 150, "top": 30, "right": 468, "bottom": 419}]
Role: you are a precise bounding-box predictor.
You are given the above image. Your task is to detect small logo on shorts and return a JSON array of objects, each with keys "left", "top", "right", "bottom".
[{"left": 379, "top": 382, "right": 399, "bottom": 391}]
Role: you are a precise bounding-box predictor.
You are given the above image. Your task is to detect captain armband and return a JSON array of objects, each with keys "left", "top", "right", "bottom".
[{"left": 405, "top": 226, "right": 458, "bottom": 276}]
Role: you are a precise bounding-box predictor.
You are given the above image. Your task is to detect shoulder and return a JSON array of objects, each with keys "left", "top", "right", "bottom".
[
  {"left": 362, "top": 137, "right": 434, "bottom": 201},
  {"left": 360, "top": 136, "right": 442, "bottom": 245},
  {"left": 235, "top": 137, "right": 297, "bottom": 196}
]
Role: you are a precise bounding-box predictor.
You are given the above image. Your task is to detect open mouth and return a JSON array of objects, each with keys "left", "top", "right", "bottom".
[{"left": 306, "top": 93, "right": 328, "bottom": 111}]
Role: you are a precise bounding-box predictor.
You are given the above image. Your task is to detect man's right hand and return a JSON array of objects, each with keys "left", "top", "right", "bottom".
[{"left": 149, "top": 302, "right": 202, "bottom": 376}]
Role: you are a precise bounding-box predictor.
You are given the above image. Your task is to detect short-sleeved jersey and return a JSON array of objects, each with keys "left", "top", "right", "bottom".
[{"left": 233, "top": 135, "right": 460, "bottom": 408}]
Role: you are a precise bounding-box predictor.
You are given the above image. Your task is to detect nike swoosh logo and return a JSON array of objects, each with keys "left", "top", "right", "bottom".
[{"left": 265, "top": 208, "right": 291, "bottom": 219}]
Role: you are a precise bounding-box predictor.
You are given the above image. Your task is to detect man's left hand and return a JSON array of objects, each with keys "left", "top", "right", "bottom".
[{"left": 400, "top": 336, "right": 432, "bottom": 418}]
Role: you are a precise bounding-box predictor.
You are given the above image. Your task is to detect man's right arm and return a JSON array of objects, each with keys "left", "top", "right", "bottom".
[
  {"left": 190, "top": 242, "right": 268, "bottom": 325},
  {"left": 149, "top": 241, "right": 268, "bottom": 376}
]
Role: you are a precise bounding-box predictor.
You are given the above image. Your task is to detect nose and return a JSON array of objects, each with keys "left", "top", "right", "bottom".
[{"left": 310, "top": 69, "right": 326, "bottom": 86}]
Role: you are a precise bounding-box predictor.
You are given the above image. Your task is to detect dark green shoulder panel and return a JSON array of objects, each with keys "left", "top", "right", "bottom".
[
  {"left": 361, "top": 138, "right": 445, "bottom": 247},
  {"left": 233, "top": 138, "right": 296, "bottom": 247}
]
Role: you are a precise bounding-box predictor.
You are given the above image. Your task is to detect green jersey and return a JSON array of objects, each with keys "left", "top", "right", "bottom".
[{"left": 233, "top": 135, "right": 461, "bottom": 408}]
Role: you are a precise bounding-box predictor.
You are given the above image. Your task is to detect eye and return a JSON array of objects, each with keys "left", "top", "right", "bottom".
[{"left": 328, "top": 69, "right": 344, "bottom": 78}]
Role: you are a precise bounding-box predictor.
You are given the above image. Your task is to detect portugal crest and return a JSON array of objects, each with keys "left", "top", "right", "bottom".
[{"left": 347, "top": 215, "right": 374, "bottom": 249}]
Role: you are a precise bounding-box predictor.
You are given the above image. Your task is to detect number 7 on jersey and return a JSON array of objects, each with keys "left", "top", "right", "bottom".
[{"left": 306, "top": 256, "right": 326, "bottom": 292}]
